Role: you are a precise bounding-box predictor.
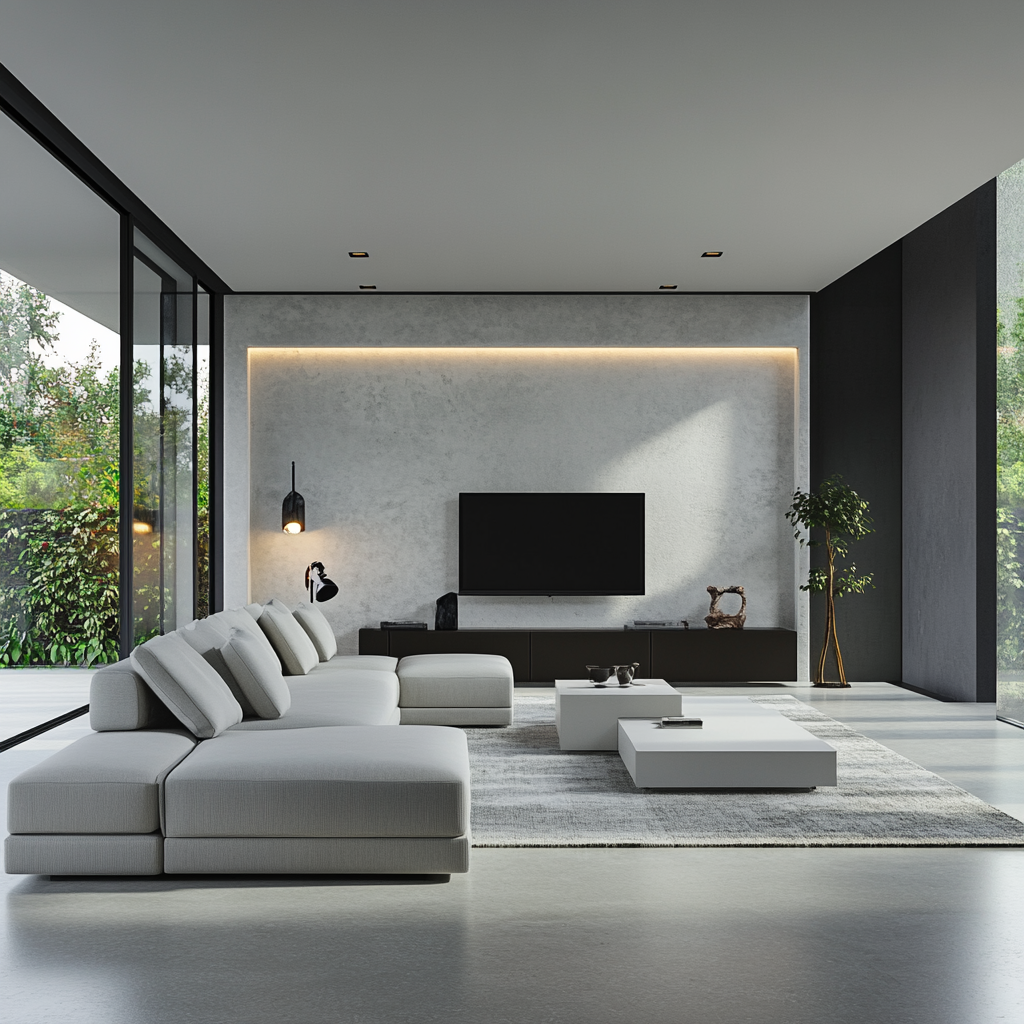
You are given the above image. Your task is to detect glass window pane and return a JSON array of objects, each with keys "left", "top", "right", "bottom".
[
  {"left": 132, "top": 229, "right": 195, "bottom": 642},
  {"left": 996, "top": 158, "right": 1024, "bottom": 725},
  {"left": 0, "top": 110, "right": 120, "bottom": 734},
  {"left": 196, "top": 290, "right": 210, "bottom": 619}
]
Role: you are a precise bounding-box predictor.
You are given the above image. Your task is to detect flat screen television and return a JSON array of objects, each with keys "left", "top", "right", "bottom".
[{"left": 459, "top": 492, "right": 645, "bottom": 596}]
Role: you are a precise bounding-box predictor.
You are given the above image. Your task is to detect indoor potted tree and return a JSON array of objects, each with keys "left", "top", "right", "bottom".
[{"left": 786, "top": 474, "right": 874, "bottom": 687}]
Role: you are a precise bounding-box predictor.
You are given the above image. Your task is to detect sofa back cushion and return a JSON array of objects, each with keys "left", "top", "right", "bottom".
[
  {"left": 178, "top": 616, "right": 260, "bottom": 717},
  {"left": 219, "top": 627, "right": 292, "bottom": 719},
  {"left": 292, "top": 602, "right": 338, "bottom": 662},
  {"left": 258, "top": 600, "right": 319, "bottom": 675},
  {"left": 131, "top": 632, "right": 243, "bottom": 739},
  {"left": 90, "top": 660, "right": 179, "bottom": 732}
]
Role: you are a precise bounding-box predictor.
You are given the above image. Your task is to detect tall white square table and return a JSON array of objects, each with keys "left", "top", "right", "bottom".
[
  {"left": 555, "top": 679, "right": 682, "bottom": 750},
  {"left": 617, "top": 696, "right": 837, "bottom": 789}
]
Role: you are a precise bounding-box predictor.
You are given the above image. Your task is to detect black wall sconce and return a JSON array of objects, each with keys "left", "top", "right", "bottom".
[
  {"left": 282, "top": 461, "right": 305, "bottom": 534},
  {"left": 305, "top": 561, "right": 339, "bottom": 602}
]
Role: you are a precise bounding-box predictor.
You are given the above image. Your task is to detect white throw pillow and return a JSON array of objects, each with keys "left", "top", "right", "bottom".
[
  {"left": 216, "top": 608, "right": 282, "bottom": 666},
  {"left": 130, "top": 632, "right": 243, "bottom": 739},
  {"left": 219, "top": 627, "right": 292, "bottom": 719},
  {"left": 179, "top": 617, "right": 258, "bottom": 718},
  {"left": 258, "top": 600, "right": 319, "bottom": 675},
  {"left": 292, "top": 602, "right": 338, "bottom": 662}
]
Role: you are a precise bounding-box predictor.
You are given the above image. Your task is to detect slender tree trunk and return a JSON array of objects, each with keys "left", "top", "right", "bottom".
[{"left": 814, "top": 530, "right": 849, "bottom": 686}]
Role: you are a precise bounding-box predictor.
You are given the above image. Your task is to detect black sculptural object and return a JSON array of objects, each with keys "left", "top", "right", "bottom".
[{"left": 435, "top": 591, "right": 458, "bottom": 631}]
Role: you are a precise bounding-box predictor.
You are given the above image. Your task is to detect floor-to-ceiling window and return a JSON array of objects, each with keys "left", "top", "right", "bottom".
[
  {"left": 996, "top": 157, "right": 1024, "bottom": 726},
  {"left": 0, "top": 76, "right": 220, "bottom": 745},
  {"left": 0, "top": 107, "right": 121, "bottom": 736},
  {"left": 130, "top": 230, "right": 211, "bottom": 645}
]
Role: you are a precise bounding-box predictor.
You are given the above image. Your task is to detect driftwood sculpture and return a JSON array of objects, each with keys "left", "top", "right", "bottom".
[{"left": 705, "top": 585, "right": 746, "bottom": 629}]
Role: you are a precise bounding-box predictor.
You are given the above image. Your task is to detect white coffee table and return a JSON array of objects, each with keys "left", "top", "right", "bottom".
[
  {"left": 617, "top": 696, "right": 837, "bottom": 788},
  {"left": 555, "top": 679, "right": 682, "bottom": 750}
]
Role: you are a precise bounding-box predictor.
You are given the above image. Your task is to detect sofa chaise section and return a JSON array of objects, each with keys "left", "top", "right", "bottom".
[{"left": 162, "top": 725, "right": 470, "bottom": 874}]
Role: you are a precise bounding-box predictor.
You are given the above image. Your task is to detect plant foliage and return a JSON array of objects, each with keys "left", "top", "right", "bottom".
[
  {"left": 786, "top": 474, "right": 873, "bottom": 686},
  {"left": 0, "top": 506, "right": 119, "bottom": 666},
  {"left": 786, "top": 474, "right": 874, "bottom": 599}
]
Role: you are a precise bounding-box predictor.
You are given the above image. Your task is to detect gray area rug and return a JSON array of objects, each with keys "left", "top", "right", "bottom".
[{"left": 465, "top": 694, "right": 1024, "bottom": 847}]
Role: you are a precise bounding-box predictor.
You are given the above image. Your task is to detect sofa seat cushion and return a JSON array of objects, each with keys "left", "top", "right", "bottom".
[
  {"left": 163, "top": 725, "right": 470, "bottom": 839},
  {"left": 326, "top": 654, "right": 399, "bottom": 672},
  {"left": 397, "top": 653, "right": 514, "bottom": 708},
  {"left": 7, "top": 730, "right": 196, "bottom": 835},
  {"left": 228, "top": 672, "right": 399, "bottom": 730},
  {"left": 306, "top": 663, "right": 400, "bottom": 690}
]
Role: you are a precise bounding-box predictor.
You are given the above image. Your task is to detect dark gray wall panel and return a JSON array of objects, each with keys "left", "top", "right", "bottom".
[
  {"left": 810, "top": 243, "right": 903, "bottom": 682},
  {"left": 902, "top": 182, "right": 995, "bottom": 702}
]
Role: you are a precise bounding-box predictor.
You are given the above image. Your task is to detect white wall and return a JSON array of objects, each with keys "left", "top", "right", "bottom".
[{"left": 224, "top": 294, "right": 810, "bottom": 676}]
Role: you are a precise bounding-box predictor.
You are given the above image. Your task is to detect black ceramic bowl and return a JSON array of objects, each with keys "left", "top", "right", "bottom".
[{"left": 586, "top": 665, "right": 613, "bottom": 683}]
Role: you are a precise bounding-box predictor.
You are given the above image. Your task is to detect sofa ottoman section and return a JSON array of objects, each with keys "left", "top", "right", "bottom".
[
  {"left": 5, "top": 729, "right": 197, "bottom": 876},
  {"left": 397, "top": 653, "right": 514, "bottom": 726},
  {"left": 163, "top": 725, "right": 470, "bottom": 874}
]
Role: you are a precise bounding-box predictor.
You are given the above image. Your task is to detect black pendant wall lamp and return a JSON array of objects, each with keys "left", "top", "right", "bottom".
[{"left": 282, "top": 461, "right": 305, "bottom": 534}]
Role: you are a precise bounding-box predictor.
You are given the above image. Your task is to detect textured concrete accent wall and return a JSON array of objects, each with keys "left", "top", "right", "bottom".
[{"left": 224, "top": 294, "right": 810, "bottom": 671}]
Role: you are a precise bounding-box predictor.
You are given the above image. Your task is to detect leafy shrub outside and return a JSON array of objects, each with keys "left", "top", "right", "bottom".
[{"left": 0, "top": 506, "right": 119, "bottom": 666}]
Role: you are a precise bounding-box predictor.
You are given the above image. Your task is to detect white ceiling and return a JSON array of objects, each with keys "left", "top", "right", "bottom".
[{"left": 3, "top": 0, "right": 1024, "bottom": 294}]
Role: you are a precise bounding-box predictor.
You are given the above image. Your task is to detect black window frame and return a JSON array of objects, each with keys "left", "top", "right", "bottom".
[{"left": 0, "top": 62, "right": 230, "bottom": 661}]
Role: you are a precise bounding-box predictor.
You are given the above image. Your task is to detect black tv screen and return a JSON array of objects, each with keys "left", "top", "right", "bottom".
[{"left": 459, "top": 492, "right": 645, "bottom": 596}]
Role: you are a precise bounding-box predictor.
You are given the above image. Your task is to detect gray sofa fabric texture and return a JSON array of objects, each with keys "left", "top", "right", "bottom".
[
  {"left": 90, "top": 661, "right": 179, "bottom": 732},
  {"left": 327, "top": 654, "right": 399, "bottom": 672},
  {"left": 163, "top": 835, "right": 470, "bottom": 875},
  {"left": 163, "top": 726, "right": 470, "bottom": 838},
  {"left": 400, "top": 706, "right": 514, "bottom": 727},
  {"left": 398, "top": 653, "right": 515, "bottom": 708},
  {"left": 6, "top": 605, "right": 518, "bottom": 877},
  {"left": 220, "top": 627, "right": 292, "bottom": 719},
  {"left": 131, "top": 632, "right": 243, "bottom": 739},
  {"left": 179, "top": 616, "right": 258, "bottom": 717},
  {"left": 228, "top": 676, "right": 400, "bottom": 730},
  {"left": 292, "top": 602, "right": 338, "bottom": 662},
  {"left": 218, "top": 607, "right": 280, "bottom": 663},
  {"left": 4, "top": 834, "right": 165, "bottom": 876},
  {"left": 7, "top": 730, "right": 196, "bottom": 834},
  {"left": 258, "top": 601, "right": 319, "bottom": 675}
]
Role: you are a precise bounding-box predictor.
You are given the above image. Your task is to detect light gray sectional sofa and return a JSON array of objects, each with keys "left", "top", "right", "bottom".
[{"left": 5, "top": 601, "right": 514, "bottom": 878}]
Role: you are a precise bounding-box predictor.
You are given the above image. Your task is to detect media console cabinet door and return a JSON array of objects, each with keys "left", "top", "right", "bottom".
[
  {"left": 650, "top": 629, "right": 797, "bottom": 683},
  {"left": 531, "top": 630, "right": 651, "bottom": 684}
]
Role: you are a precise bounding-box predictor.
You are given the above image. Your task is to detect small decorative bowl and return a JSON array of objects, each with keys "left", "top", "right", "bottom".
[{"left": 586, "top": 665, "right": 613, "bottom": 684}]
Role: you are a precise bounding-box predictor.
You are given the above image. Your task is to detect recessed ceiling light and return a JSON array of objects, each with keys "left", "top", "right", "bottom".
[
  {"left": 359, "top": 285, "right": 377, "bottom": 290},
  {"left": 701, "top": 251, "right": 723, "bottom": 258},
  {"left": 349, "top": 251, "right": 369, "bottom": 258},
  {"left": 659, "top": 285, "right": 678, "bottom": 290}
]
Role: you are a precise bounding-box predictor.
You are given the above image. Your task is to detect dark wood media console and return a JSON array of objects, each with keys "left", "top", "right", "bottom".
[{"left": 358, "top": 627, "right": 797, "bottom": 685}]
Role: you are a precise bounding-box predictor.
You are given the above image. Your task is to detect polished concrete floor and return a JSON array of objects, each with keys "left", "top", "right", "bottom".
[{"left": 1, "top": 677, "right": 1023, "bottom": 1024}]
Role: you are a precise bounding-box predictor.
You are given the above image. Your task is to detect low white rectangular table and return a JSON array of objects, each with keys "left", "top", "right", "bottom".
[
  {"left": 617, "top": 696, "right": 837, "bottom": 789},
  {"left": 555, "top": 679, "right": 682, "bottom": 750}
]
